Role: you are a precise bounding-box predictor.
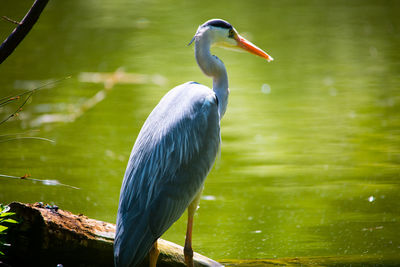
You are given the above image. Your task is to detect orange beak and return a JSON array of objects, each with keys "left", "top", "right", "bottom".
[{"left": 235, "top": 35, "right": 273, "bottom": 62}]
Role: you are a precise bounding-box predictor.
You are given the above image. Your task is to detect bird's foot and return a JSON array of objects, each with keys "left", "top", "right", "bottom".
[{"left": 184, "top": 246, "right": 194, "bottom": 267}]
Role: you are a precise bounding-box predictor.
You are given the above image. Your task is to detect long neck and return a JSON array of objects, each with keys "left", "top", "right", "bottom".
[{"left": 194, "top": 35, "right": 229, "bottom": 118}]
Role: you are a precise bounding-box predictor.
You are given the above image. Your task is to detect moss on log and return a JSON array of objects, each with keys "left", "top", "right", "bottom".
[{"left": 2, "top": 202, "right": 222, "bottom": 267}]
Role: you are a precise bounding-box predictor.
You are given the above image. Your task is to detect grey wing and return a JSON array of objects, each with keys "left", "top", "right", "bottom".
[{"left": 114, "top": 82, "right": 220, "bottom": 267}]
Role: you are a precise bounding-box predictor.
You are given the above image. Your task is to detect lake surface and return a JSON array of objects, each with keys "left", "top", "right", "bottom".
[{"left": 1, "top": 0, "right": 399, "bottom": 264}]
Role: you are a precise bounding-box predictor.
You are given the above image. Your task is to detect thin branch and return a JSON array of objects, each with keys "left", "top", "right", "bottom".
[
  {"left": 0, "top": 95, "right": 21, "bottom": 108},
  {"left": 0, "top": 129, "right": 40, "bottom": 137},
  {"left": 0, "top": 90, "right": 34, "bottom": 125},
  {"left": 0, "top": 0, "right": 49, "bottom": 64},
  {"left": 0, "top": 76, "right": 71, "bottom": 105},
  {"left": 0, "top": 76, "right": 72, "bottom": 125},
  {"left": 0, "top": 174, "right": 80, "bottom": 190},
  {"left": 1, "top": 16, "right": 21, "bottom": 25},
  {"left": 0, "top": 136, "right": 55, "bottom": 143}
]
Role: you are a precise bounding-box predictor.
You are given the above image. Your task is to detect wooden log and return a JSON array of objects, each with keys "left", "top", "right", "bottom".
[{"left": 3, "top": 202, "right": 222, "bottom": 267}]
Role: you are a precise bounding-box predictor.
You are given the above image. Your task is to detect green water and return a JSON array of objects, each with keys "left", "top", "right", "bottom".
[{"left": 1, "top": 0, "right": 400, "bottom": 264}]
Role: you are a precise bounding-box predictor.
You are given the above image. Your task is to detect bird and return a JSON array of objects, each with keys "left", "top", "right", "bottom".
[{"left": 114, "top": 18, "right": 273, "bottom": 267}]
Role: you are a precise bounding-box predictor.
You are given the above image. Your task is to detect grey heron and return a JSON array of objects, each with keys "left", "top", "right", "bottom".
[{"left": 114, "top": 19, "right": 273, "bottom": 267}]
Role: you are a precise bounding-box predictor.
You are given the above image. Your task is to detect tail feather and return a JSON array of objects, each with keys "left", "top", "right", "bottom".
[{"left": 114, "top": 213, "right": 156, "bottom": 267}]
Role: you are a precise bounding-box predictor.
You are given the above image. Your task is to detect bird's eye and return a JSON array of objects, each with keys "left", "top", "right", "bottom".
[{"left": 228, "top": 29, "right": 234, "bottom": 38}]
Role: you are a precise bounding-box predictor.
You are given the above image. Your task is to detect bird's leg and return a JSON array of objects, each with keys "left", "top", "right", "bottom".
[
  {"left": 184, "top": 213, "right": 194, "bottom": 267},
  {"left": 149, "top": 240, "right": 160, "bottom": 267},
  {"left": 184, "top": 191, "right": 202, "bottom": 267}
]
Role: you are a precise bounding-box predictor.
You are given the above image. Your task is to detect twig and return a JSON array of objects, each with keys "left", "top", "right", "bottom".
[
  {"left": 0, "top": 95, "right": 21, "bottom": 108},
  {"left": 0, "top": 76, "right": 71, "bottom": 105},
  {"left": 0, "top": 76, "right": 72, "bottom": 125},
  {"left": 0, "top": 0, "right": 49, "bottom": 64},
  {"left": 0, "top": 174, "right": 80, "bottom": 190},
  {"left": 1, "top": 16, "right": 21, "bottom": 25},
  {"left": 0, "top": 91, "right": 34, "bottom": 125},
  {"left": 0, "top": 129, "right": 40, "bottom": 137},
  {"left": 0, "top": 136, "right": 55, "bottom": 143}
]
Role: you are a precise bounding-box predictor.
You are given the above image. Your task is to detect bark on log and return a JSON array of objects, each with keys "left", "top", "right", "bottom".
[{"left": 3, "top": 202, "right": 222, "bottom": 267}]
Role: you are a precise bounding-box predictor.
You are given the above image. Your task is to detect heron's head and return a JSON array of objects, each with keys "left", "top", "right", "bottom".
[{"left": 189, "top": 19, "right": 273, "bottom": 62}]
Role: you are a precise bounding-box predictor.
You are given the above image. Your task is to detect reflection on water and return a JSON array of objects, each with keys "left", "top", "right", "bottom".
[{"left": 1, "top": 0, "right": 399, "bottom": 263}]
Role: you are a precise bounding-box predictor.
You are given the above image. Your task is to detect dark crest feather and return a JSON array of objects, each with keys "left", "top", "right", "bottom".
[{"left": 203, "top": 19, "right": 232, "bottom": 29}]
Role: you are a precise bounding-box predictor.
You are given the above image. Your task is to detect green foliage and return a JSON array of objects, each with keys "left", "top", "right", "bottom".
[{"left": 0, "top": 204, "right": 18, "bottom": 257}]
